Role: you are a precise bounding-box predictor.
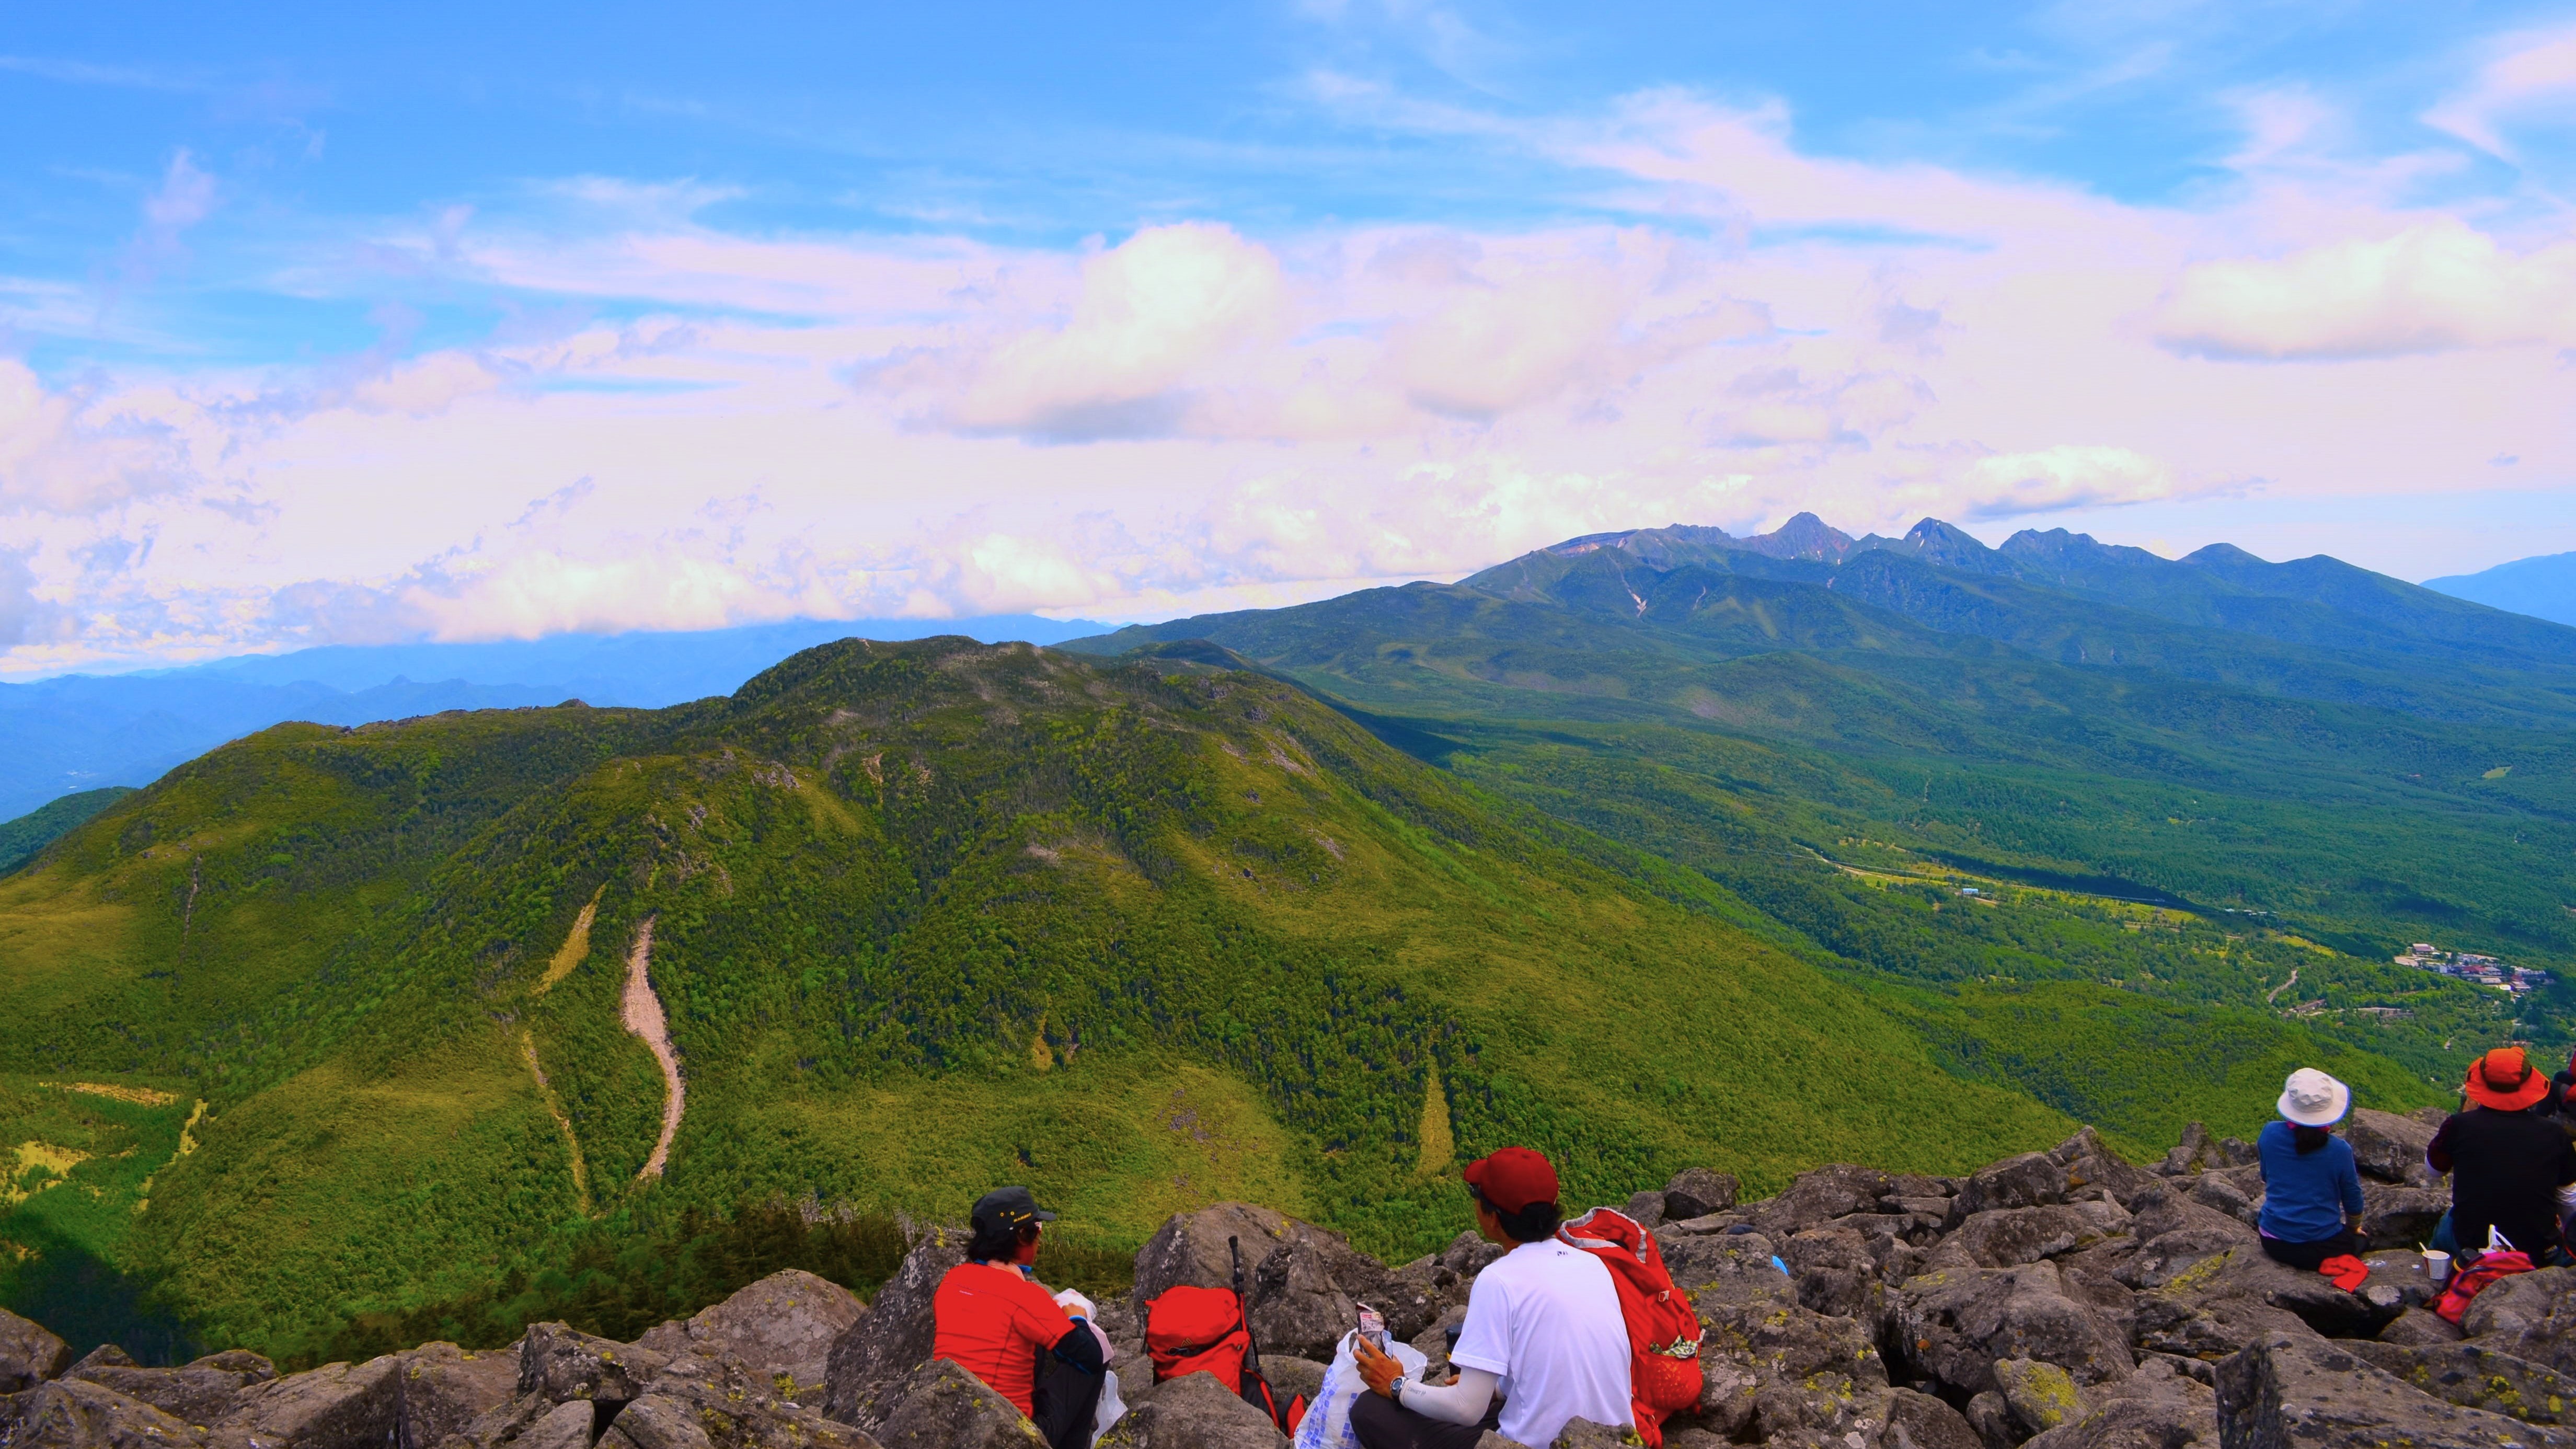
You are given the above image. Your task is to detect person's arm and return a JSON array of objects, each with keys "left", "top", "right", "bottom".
[
  {"left": 1048, "top": 1322, "right": 1104, "bottom": 1375},
  {"left": 1395, "top": 1367, "right": 1499, "bottom": 1425},
  {"left": 2427, "top": 1117, "right": 2456, "bottom": 1176},
  {"left": 1011, "top": 1289, "right": 1101, "bottom": 1375},
  {"left": 2339, "top": 1145, "right": 2365, "bottom": 1231},
  {"left": 2556, "top": 1139, "right": 2576, "bottom": 1189}
]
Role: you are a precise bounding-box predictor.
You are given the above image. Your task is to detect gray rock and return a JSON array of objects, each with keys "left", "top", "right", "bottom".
[
  {"left": 1996, "top": 1356, "right": 2091, "bottom": 1436},
  {"left": 868, "top": 1359, "right": 1039, "bottom": 1449},
  {"left": 1663, "top": 1168, "right": 1739, "bottom": 1222},
  {"left": 394, "top": 1345, "right": 517, "bottom": 1449},
  {"left": 0, "top": 1377, "right": 205, "bottom": 1449},
  {"left": 516, "top": 1328, "right": 665, "bottom": 1409},
  {"left": 596, "top": 1397, "right": 711, "bottom": 1449},
  {"left": 511, "top": 1402, "right": 594, "bottom": 1449},
  {"left": 1746, "top": 1165, "right": 1899, "bottom": 1239},
  {"left": 2188, "top": 1176, "right": 2261, "bottom": 1232},
  {"left": 635, "top": 1272, "right": 861, "bottom": 1401},
  {"left": 1964, "top": 1392, "right": 2016, "bottom": 1449},
  {"left": 2051, "top": 1129, "right": 2157, "bottom": 1210},
  {"left": 182, "top": 1362, "right": 273, "bottom": 1390},
  {"left": 1875, "top": 1387, "right": 1984, "bottom": 1449},
  {"left": 209, "top": 1355, "right": 403, "bottom": 1449},
  {"left": 1896, "top": 1261, "right": 2135, "bottom": 1399},
  {"left": 2130, "top": 1244, "right": 2399, "bottom": 1363},
  {"left": 1471, "top": 1438, "right": 1530, "bottom": 1449},
  {"left": 2021, "top": 1358, "right": 2217, "bottom": 1449},
  {"left": 2214, "top": 1331, "right": 2576, "bottom": 1449},
  {"left": 2, "top": 1311, "right": 72, "bottom": 1395},
  {"left": 67, "top": 1365, "right": 258, "bottom": 1432},
  {"left": 1252, "top": 1357, "right": 1323, "bottom": 1413},
  {"left": 1546, "top": 1421, "right": 1624, "bottom": 1449},
  {"left": 2459, "top": 1265, "right": 2576, "bottom": 1375},
  {"left": 821, "top": 1227, "right": 966, "bottom": 1430},
  {"left": 2161, "top": 1124, "right": 2214, "bottom": 1179},
  {"left": 1782, "top": 1225, "right": 1895, "bottom": 1325},
  {"left": 1952, "top": 1153, "right": 2070, "bottom": 1222},
  {"left": 62, "top": 1352, "right": 135, "bottom": 1379},
  {"left": 1130, "top": 1204, "right": 1387, "bottom": 1362},
  {"left": 1094, "top": 1367, "right": 1283, "bottom": 1448},
  {"left": 1622, "top": 1191, "right": 1667, "bottom": 1230},
  {"left": 2343, "top": 1110, "right": 2441, "bottom": 1189},
  {"left": 2346, "top": 1340, "right": 2576, "bottom": 1424},
  {"left": 1941, "top": 1206, "right": 2125, "bottom": 1270},
  {"left": 617, "top": 1350, "right": 875, "bottom": 1449},
  {"left": 2356, "top": 1184, "right": 2448, "bottom": 1252},
  {"left": 2376, "top": 1307, "right": 2464, "bottom": 1346}
]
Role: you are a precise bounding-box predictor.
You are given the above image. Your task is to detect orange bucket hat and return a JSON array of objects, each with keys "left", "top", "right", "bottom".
[{"left": 2464, "top": 1046, "right": 2554, "bottom": 1111}]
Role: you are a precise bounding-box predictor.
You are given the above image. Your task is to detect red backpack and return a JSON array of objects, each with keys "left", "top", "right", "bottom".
[
  {"left": 1144, "top": 1285, "right": 1298, "bottom": 1430},
  {"left": 2436, "top": 1249, "right": 2535, "bottom": 1324},
  {"left": 1558, "top": 1208, "right": 1706, "bottom": 1447}
]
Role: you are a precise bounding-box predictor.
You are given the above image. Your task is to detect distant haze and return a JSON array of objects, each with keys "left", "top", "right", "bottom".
[{"left": 2425, "top": 555, "right": 2576, "bottom": 629}]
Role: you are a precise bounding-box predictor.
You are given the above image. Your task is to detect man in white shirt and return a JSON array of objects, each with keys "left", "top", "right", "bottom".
[{"left": 1352, "top": 1147, "right": 1633, "bottom": 1448}]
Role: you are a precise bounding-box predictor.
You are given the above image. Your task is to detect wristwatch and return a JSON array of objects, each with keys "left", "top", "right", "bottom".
[{"left": 1385, "top": 1374, "right": 1407, "bottom": 1402}]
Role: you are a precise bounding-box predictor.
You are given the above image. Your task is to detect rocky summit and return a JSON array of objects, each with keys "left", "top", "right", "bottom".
[{"left": 3, "top": 1114, "right": 2562, "bottom": 1449}]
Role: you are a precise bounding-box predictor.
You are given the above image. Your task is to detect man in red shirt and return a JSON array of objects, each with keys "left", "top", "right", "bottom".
[{"left": 932, "top": 1186, "right": 1109, "bottom": 1448}]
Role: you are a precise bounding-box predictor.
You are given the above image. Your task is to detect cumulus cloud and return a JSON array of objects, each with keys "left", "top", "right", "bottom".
[
  {"left": 947, "top": 223, "right": 1286, "bottom": 440},
  {"left": 1957, "top": 446, "right": 2177, "bottom": 518},
  {"left": 2156, "top": 221, "right": 2576, "bottom": 359},
  {"left": 0, "top": 362, "right": 198, "bottom": 515}
]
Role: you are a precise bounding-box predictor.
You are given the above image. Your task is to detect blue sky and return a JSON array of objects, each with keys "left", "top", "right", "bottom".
[{"left": 4, "top": 1, "right": 2575, "bottom": 670}]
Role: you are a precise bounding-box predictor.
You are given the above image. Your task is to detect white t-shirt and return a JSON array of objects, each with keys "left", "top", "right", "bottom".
[{"left": 1448, "top": 1238, "right": 1633, "bottom": 1446}]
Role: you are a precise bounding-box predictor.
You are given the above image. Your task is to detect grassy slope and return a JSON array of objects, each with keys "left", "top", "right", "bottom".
[
  {"left": 0, "top": 640, "right": 2079, "bottom": 1357},
  {"left": 0, "top": 788, "right": 136, "bottom": 874}
]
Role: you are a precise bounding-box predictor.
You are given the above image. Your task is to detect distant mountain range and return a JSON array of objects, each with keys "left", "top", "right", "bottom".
[
  {"left": 0, "top": 614, "right": 1101, "bottom": 822},
  {"left": 2425, "top": 551, "right": 2576, "bottom": 628}
]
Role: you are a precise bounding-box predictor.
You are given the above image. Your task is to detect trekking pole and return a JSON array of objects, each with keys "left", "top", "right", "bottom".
[{"left": 1229, "top": 1236, "right": 1278, "bottom": 1426}]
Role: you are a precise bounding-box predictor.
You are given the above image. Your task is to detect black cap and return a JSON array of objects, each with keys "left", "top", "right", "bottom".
[{"left": 971, "top": 1186, "right": 1059, "bottom": 1232}]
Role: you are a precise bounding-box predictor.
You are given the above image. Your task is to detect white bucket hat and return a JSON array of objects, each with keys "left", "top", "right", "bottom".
[{"left": 2278, "top": 1067, "right": 2352, "bottom": 1127}]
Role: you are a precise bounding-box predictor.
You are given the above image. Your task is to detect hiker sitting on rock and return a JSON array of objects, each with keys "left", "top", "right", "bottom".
[
  {"left": 932, "top": 1186, "right": 1110, "bottom": 1449},
  {"left": 2429, "top": 1048, "right": 2576, "bottom": 1264},
  {"left": 1351, "top": 1147, "right": 1631, "bottom": 1448},
  {"left": 2256, "top": 1067, "right": 2365, "bottom": 1270}
]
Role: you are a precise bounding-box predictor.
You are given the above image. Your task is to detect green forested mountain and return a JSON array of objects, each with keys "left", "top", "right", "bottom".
[
  {"left": 1065, "top": 516, "right": 2576, "bottom": 1112},
  {"left": 6, "top": 637, "right": 2228, "bottom": 1362}
]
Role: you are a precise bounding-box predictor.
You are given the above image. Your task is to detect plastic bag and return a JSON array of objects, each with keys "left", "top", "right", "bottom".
[
  {"left": 1292, "top": 1332, "right": 1429, "bottom": 1449},
  {"left": 1092, "top": 1368, "right": 1127, "bottom": 1441}
]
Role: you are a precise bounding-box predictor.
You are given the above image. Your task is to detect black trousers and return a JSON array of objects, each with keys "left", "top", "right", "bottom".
[
  {"left": 2260, "top": 1229, "right": 2359, "bottom": 1272},
  {"left": 1350, "top": 1391, "right": 1502, "bottom": 1449},
  {"left": 1029, "top": 1356, "right": 1105, "bottom": 1449}
]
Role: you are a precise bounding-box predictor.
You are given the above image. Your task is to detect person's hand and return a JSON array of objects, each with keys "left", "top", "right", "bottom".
[
  {"left": 1053, "top": 1289, "right": 1097, "bottom": 1320},
  {"left": 1352, "top": 1335, "right": 1401, "bottom": 1398}
]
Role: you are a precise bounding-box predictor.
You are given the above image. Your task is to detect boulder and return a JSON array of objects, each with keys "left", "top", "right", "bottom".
[
  {"left": 2188, "top": 1176, "right": 2261, "bottom": 1232},
  {"left": 2459, "top": 1265, "right": 2576, "bottom": 1379},
  {"left": 1131, "top": 1204, "right": 1387, "bottom": 1362},
  {"left": 1963, "top": 1392, "right": 2014, "bottom": 1449},
  {"left": 1951, "top": 1153, "right": 2069, "bottom": 1221},
  {"left": 2051, "top": 1129, "right": 2157, "bottom": 1210},
  {"left": 1939, "top": 1206, "right": 2125, "bottom": 1271},
  {"left": 1874, "top": 1387, "right": 1984, "bottom": 1449},
  {"left": 1, "top": 1309, "right": 71, "bottom": 1394},
  {"left": 863, "top": 1358, "right": 1037, "bottom": 1449},
  {"left": 2214, "top": 1331, "right": 2576, "bottom": 1449},
  {"left": 516, "top": 1328, "right": 666, "bottom": 1410},
  {"left": 184, "top": 1360, "right": 274, "bottom": 1389},
  {"left": 1663, "top": 1169, "right": 1740, "bottom": 1222},
  {"left": 1895, "top": 1261, "right": 2135, "bottom": 1399},
  {"left": 1255, "top": 1356, "right": 1324, "bottom": 1412},
  {"left": 2345, "top": 1340, "right": 2576, "bottom": 1424},
  {"left": 821, "top": 1227, "right": 966, "bottom": 1430},
  {"left": 2376, "top": 1308, "right": 2464, "bottom": 1346},
  {"left": 0, "top": 1376, "right": 206, "bottom": 1449},
  {"left": 1782, "top": 1225, "right": 1896, "bottom": 1325},
  {"left": 2160, "top": 1124, "right": 2214, "bottom": 1179},
  {"left": 1545, "top": 1422, "right": 1625, "bottom": 1449},
  {"left": 2020, "top": 1357, "right": 2218, "bottom": 1449},
  {"left": 394, "top": 1345, "right": 518, "bottom": 1449},
  {"left": 1746, "top": 1166, "right": 1898, "bottom": 1239},
  {"left": 2130, "top": 1244, "right": 2400, "bottom": 1362},
  {"left": 208, "top": 1355, "right": 403, "bottom": 1449},
  {"left": 2356, "top": 1185, "right": 2449, "bottom": 1252},
  {"left": 2343, "top": 1110, "right": 2441, "bottom": 1189},
  {"left": 607, "top": 1349, "right": 875, "bottom": 1449},
  {"left": 68, "top": 1361, "right": 265, "bottom": 1432},
  {"left": 1094, "top": 1366, "right": 1284, "bottom": 1448},
  {"left": 511, "top": 1402, "right": 594, "bottom": 1449},
  {"left": 1622, "top": 1192, "right": 1668, "bottom": 1230},
  {"left": 1995, "top": 1357, "right": 2089, "bottom": 1437},
  {"left": 633, "top": 1271, "right": 861, "bottom": 1401}
]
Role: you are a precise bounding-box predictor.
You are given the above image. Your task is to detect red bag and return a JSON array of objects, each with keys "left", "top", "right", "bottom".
[
  {"left": 1144, "top": 1285, "right": 1287, "bottom": 1428},
  {"left": 1558, "top": 1208, "right": 1706, "bottom": 1447},
  {"left": 2436, "top": 1249, "right": 2535, "bottom": 1324}
]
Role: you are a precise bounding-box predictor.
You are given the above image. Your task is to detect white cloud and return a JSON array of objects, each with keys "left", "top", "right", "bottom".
[
  {"left": 2156, "top": 221, "right": 2576, "bottom": 359},
  {"left": 0, "top": 362, "right": 199, "bottom": 515},
  {"left": 2422, "top": 24, "right": 2576, "bottom": 159},
  {"left": 1958, "top": 446, "right": 2177, "bottom": 518}
]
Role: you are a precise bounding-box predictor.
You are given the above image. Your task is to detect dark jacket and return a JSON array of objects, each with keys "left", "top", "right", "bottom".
[{"left": 2429, "top": 1106, "right": 2576, "bottom": 1255}]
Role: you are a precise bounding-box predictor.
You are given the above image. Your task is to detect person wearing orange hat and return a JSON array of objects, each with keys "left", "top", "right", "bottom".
[
  {"left": 2428, "top": 1048, "right": 2576, "bottom": 1263},
  {"left": 1349, "top": 1146, "right": 1630, "bottom": 1448}
]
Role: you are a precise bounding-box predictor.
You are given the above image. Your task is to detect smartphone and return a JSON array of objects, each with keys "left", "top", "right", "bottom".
[{"left": 1356, "top": 1303, "right": 1387, "bottom": 1352}]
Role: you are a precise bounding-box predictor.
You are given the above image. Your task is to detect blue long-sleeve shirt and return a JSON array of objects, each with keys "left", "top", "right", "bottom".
[{"left": 2256, "top": 1119, "right": 2365, "bottom": 1243}]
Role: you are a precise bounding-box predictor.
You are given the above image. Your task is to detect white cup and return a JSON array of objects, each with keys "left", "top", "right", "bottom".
[{"left": 2424, "top": 1249, "right": 2452, "bottom": 1286}]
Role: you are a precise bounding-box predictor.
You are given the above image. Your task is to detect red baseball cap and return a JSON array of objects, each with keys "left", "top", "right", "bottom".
[{"left": 1464, "top": 1146, "right": 1560, "bottom": 1213}]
